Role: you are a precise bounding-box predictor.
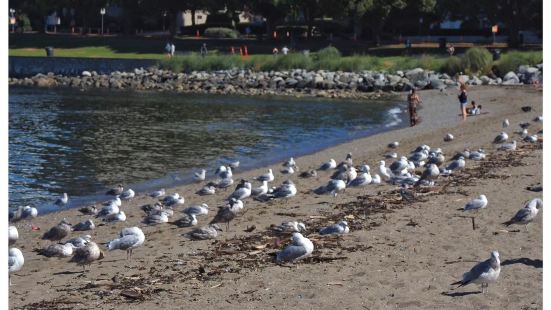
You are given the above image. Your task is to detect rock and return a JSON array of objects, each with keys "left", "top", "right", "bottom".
[
  {"left": 285, "top": 78, "right": 298, "bottom": 87},
  {"left": 480, "top": 76, "right": 491, "bottom": 85},
  {"left": 314, "top": 75, "right": 324, "bottom": 84},
  {"left": 503, "top": 71, "right": 519, "bottom": 84},
  {"left": 35, "top": 77, "right": 55, "bottom": 87},
  {"left": 81, "top": 71, "right": 91, "bottom": 77},
  {"left": 429, "top": 78, "right": 445, "bottom": 90},
  {"left": 405, "top": 68, "right": 428, "bottom": 84},
  {"left": 467, "top": 76, "right": 482, "bottom": 85}
]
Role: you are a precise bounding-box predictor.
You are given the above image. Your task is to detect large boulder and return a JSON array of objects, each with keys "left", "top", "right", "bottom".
[
  {"left": 503, "top": 71, "right": 520, "bottom": 84},
  {"left": 405, "top": 68, "right": 428, "bottom": 84},
  {"left": 81, "top": 71, "right": 92, "bottom": 77}
]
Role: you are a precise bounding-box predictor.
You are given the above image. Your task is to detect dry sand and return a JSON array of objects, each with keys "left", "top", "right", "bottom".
[{"left": 9, "top": 86, "right": 542, "bottom": 309}]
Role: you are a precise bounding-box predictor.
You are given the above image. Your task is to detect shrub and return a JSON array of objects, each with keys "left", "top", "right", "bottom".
[
  {"left": 314, "top": 46, "right": 342, "bottom": 61},
  {"left": 204, "top": 27, "right": 239, "bottom": 39},
  {"left": 461, "top": 47, "right": 492, "bottom": 74},
  {"left": 260, "top": 53, "right": 313, "bottom": 71},
  {"left": 441, "top": 56, "right": 463, "bottom": 75},
  {"left": 494, "top": 50, "right": 543, "bottom": 76}
]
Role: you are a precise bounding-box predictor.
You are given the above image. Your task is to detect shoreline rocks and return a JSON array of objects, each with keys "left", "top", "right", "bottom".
[{"left": 8, "top": 65, "right": 542, "bottom": 99}]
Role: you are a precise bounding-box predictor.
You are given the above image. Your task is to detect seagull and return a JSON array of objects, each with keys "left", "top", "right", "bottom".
[
  {"left": 524, "top": 135, "right": 538, "bottom": 143},
  {"left": 502, "top": 119, "right": 509, "bottom": 128},
  {"left": 444, "top": 156, "right": 465, "bottom": 172},
  {"left": 228, "top": 180, "right": 252, "bottom": 201},
  {"left": 452, "top": 251, "right": 501, "bottom": 294},
  {"left": 452, "top": 149, "right": 470, "bottom": 160},
  {"left": 299, "top": 169, "right": 317, "bottom": 178},
  {"left": 211, "top": 177, "right": 234, "bottom": 189},
  {"left": 183, "top": 203, "right": 209, "bottom": 216},
  {"left": 276, "top": 233, "right": 314, "bottom": 263},
  {"left": 413, "top": 144, "right": 430, "bottom": 153},
  {"left": 415, "top": 163, "right": 440, "bottom": 187},
  {"left": 8, "top": 226, "right": 18, "bottom": 246},
  {"left": 143, "top": 212, "right": 169, "bottom": 225},
  {"left": 389, "top": 157, "right": 409, "bottom": 176},
  {"left": 281, "top": 166, "right": 295, "bottom": 174},
  {"left": 267, "top": 180, "right": 297, "bottom": 199},
  {"left": 283, "top": 157, "right": 297, "bottom": 168},
  {"left": 409, "top": 150, "right": 429, "bottom": 164},
  {"left": 498, "top": 140, "right": 517, "bottom": 151},
  {"left": 54, "top": 193, "right": 68, "bottom": 207},
  {"left": 36, "top": 243, "right": 76, "bottom": 258},
  {"left": 215, "top": 165, "right": 227, "bottom": 177},
  {"left": 519, "top": 122, "right": 531, "bottom": 129},
  {"left": 187, "top": 224, "right": 223, "bottom": 240},
  {"left": 9, "top": 248, "right": 24, "bottom": 285},
  {"left": 251, "top": 180, "right": 268, "bottom": 197},
  {"left": 469, "top": 149, "right": 486, "bottom": 160},
  {"left": 9, "top": 207, "right": 23, "bottom": 222},
  {"left": 103, "top": 211, "right": 126, "bottom": 223},
  {"left": 103, "top": 196, "right": 121, "bottom": 207},
  {"left": 149, "top": 188, "right": 166, "bottom": 198},
  {"left": 73, "top": 219, "right": 95, "bottom": 231},
  {"left": 378, "top": 161, "right": 393, "bottom": 181},
  {"left": 65, "top": 235, "right": 92, "bottom": 248},
  {"left": 272, "top": 221, "right": 307, "bottom": 234},
  {"left": 120, "top": 189, "right": 135, "bottom": 200},
  {"left": 385, "top": 152, "right": 398, "bottom": 159},
  {"left": 319, "top": 221, "right": 350, "bottom": 235},
  {"left": 371, "top": 174, "right": 382, "bottom": 184},
  {"left": 228, "top": 161, "right": 240, "bottom": 169},
  {"left": 196, "top": 185, "right": 216, "bottom": 196},
  {"left": 22, "top": 206, "right": 38, "bottom": 220},
  {"left": 315, "top": 179, "right": 346, "bottom": 197},
  {"left": 388, "top": 141, "right": 399, "bottom": 148},
  {"left": 444, "top": 133, "right": 454, "bottom": 142},
  {"left": 464, "top": 195, "right": 488, "bottom": 211},
  {"left": 42, "top": 219, "right": 72, "bottom": 242},
  {"left": 348, "top": 172, "right": 372, "bottom": 187},
  {"left": 319, "top": 159, "right": 337, "bottom": 171},
  {"left": 107, "top": 227, "right": 145, "bottom": 260},
  {"left": 164, "top": 194, "right": 185, "bottom": 207},
  {"left": 256, "top": 169, "right": 274, "bottom": 182},
  {"left": 96, "top": 203, "right": 119, "bottom": 218},
  {"left": 336, "top": 153, "right": 353, "bottom": 169},
  {"left": 210, "top": 200, "right": 242, "bottom": 231},
  {"left": 70, "top": 241, "right": 104, "bottom": 272},
  {"left": 428, "top": 152, "right": 445, "bottom": 166},
  {"left": 517, "top": 128, "right": 528, "bottom": 137},
  {"left": 106, "top": 184, "right": 124, "bottom": 196},
  {"left": 219, "top": 167, "right": 233, "bottom": 180},
  {"left": 360, "top": 164, "right": 370, "bottom": 173},
  {"left": 493, "top": 132, "right": 509, "bottom": 144},
  {"left": 79, "top": 205, "right": 98, "bottom": 215},
  {"left": 502, "top": 198, "right": 542, "bottom": 231},
  {"left": 193, "top": 169, "right": 206, "bottom": 182},
  {"left": 171, "top": 213, "right": 198, "bottom": 227},
  {"left": 533, "top": 116, "right": 543, "bottom": 122}
]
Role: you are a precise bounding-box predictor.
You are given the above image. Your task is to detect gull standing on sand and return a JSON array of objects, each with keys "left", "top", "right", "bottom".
[
  {"left": 164, "top": 193, "right": 185, "bottom": 206},
  {"left": 8, "top": 226, "right": 18, "bottom": 246},
  {"left": 319, "top": 159, "right": 337, "bottom": 171},
  {"left": 502, "top": 198, "right": 542, "bottom": 231},
  {"left": 55, "top": 193, "right": 69, "bottom": 207},
  {"left": 107, "top": 227, "right": 145, "bottom": 260},
  {"left": 498, "top": 140, "right": 517, "bottom": 151},
  {"left": 42, "top": 219, "right": 72, "bottom": 242},
  {"left": 379, "top": 161, "right": 393, "bottom": 181},
  {"left": 276, "top": 233, "right": 314, "bottom": 263},
  {"left": 150, "top": 188, "right": 166, "bottom": 198},
  {"left": 320, "top": 221, "right": 350, "bottom": 235},
  {"left": 428, "top": 151, "right": 445, "bottom": 167},
  {"left": 229, "top": 180, "right": 252, "bottom": 201},
  {"left": 215, "top": 165, "right": 227, "bottom": 177},
  {"left": 194, "top": 169, "right": 206, "bottom": 182},
  {"left": 452, "top": 251, "right": 501, "bottom": 294},
  {"left": 524, "top": 135, "right": 538, "bottom": 143},
  {"left": 73, "top": 219, "right": 95, "bottom": 231},
  {"left": 390, "top": 157, "right": 409, "bottom": 176},
  {"left": 464, "top": 195, "right": 488, "bottom": 211},
  {"left": 120, "top": 188, "right": 135, "bottom": 200},
  {"left": 272, "top": 221, "right": 307, "bottom": 234},
  {"left": 106, "top": 184, "right": 124, "bottom": 196},
  {"left": 36, "top": 243, "right": 76, "bottom": 258},
  {"left": 503, "top": 119, "right": 509, "bottom": 128},
  {"left": 283, "top": 157, "right": 297, "bottom": 169},
  {"left": 493, "top": 132, "right": 509, "bottom": 144},
  {"left": 187, "top": 224, "right": 223, "bottom": 240},
  {"left": 103, "top": 196, "right": 121, "bottom": 207},
  {"left": 210, "top": 199, "right": 244, "bottom": 231},
  {"left": 315, "top": 179, "right": 346, "bottom": 197},
  {"left": 70, "top": 241, "right": 103, "bottom": 271},
  {"left": 337, "top": 153, "right": 354, "bottom": 169},
  {"left": 9, "top": 248, "right": 24, "bottom": 285},
  {"left": 197, "top": 185, "right": 216, "bottom": 196}
]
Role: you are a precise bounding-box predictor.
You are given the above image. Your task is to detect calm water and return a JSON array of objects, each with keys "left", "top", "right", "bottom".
[{"left": 9, "top": 87, "right": 405, "bottom": 213}]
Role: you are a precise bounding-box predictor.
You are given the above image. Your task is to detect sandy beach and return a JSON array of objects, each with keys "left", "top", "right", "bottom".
[{"left": 9, "top": 86, "right": 542, "bottom": 309}]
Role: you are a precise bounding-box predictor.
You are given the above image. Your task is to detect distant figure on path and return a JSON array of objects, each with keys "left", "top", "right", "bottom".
[
  {"left": 200, "top": 43, "right": 208, "bottom": 57},
  {"left": 458, "top": 83, "right": 468, "bottom": 121},
  {"left": 447, "top": 43, "right": 455, "bottom": 56},
  {"left": 170, "top": 43, "right": 175, "bottom": 57},
  {"left": 272, "top": 47, "right": 279, "bottom": 55},
  {"left": 165, "top": 42, "right": 172, "bottom": 58},
  {"left": 282, "top": 46, "right": 289, "bottom": 55},
  {"left": 407, "top": 89, "right": 422, "bottom": 127}
]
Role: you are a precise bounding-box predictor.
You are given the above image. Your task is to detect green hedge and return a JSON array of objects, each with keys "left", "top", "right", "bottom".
[{"left": 203, "top": 27, "right": 240, "bottom": 39}]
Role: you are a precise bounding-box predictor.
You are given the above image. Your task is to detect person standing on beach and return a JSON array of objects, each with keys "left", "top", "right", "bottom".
[
  {"left": 458, "top": 83, "right": 468, "bottom": 121},
  {"left": 407, "top": 89, "right": 422, "bottom": 127}
]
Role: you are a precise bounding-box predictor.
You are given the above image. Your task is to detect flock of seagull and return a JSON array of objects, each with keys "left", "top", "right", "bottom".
[{"left": 8, "top": 113, "right": 543, "bottom": 295}]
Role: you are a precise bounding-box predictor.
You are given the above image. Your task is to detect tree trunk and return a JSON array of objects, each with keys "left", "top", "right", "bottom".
[
  {"left": 191, "top": 9, "right": 196, "bottom": 27},
  {"left": 305, "top": 8, "right": 312, "bottom": 40}
]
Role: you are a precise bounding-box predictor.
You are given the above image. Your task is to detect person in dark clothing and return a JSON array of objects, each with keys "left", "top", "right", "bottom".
[{"left": 407, "top": 89, "right": 422, "bottom": 127}]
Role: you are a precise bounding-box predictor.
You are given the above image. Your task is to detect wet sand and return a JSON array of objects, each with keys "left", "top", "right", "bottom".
[{"left": 9, "top": 86, "right": 542, "bottom": 309}]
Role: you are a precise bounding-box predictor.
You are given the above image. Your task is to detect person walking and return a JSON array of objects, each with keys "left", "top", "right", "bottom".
[
  {"left": 200, "top": 43, "right": 208, "bottom": 57},
  {"left": 165, "top": 42, "right": 172, "bottom": 58},
  {"left": 407, "top": 89, "right": 422, "bottom": 127},
  {"left": 170, "top": 43, "right": 175, "bottom": 58},
  {"left": 458, "top": 83, "right": 468, "bottom": 121}
]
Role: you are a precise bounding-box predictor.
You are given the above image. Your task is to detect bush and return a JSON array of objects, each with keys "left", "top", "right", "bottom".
[
  {"left": 204, "top": 27, "right": 239, "bottom": 39},
  {"left": 315, "top": 46, "right": 342, "bottom": 61},
  {"left": 441, "top": 56, "right": 463, "bottom": 75},
  {"left": 18, "top": 14, "right": 32, "bottom": 32},
  {"left": 461, "top": 47, "right": 492, "bottom": 74},
  {"left": 260, "top": 53, "right": 313, "bottom": 71},
  {"left": 494, "top": 50, "right": 543, "bottom": 76}
]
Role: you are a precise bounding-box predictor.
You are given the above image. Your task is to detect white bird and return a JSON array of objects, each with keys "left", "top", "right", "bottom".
[
  {"left": 283, "top": 157, "right": 297, "bottom": 168},
  {"left": 103, "top": 211, "right": 126, "bottom": 223},
  {"left": 219, "top": 167, "right": 233, "bottom": 180},
  {"left": 183, "top": 203, "right": 209, "bottom": 216},
  {"left": 493, "top": 132, "right": 509, "bottom": 144},
  {"left": 143, "top": 212, "right": 169, "bottom": 225},
  {"left": 464, "top": 195, "right": 488, "bottom": 211},
  {"left": 22, "top": 206, "right": 38, "bottom": 219},
  {"left": 103, "top": 196, "right": 121, "bottom": 207},
  {"left": 272, "top": 221, "right": 307, "bottom": 234},
  {"left": 9, "top": 248, "right": 24, "bottom": 285},
  {"left": 149, "top": 188, "right": 166, "bottom": 198},
  {"left": 452, "top": 251, "right": 501, "bottom": 294},
  {"left": 8, "top": 226, "right": 18, "bottom": 246},
  {"left": 319, "top": 221, "right": 349, "bottom": 235},
  {"left": 319, "top": 159, "right": 337, "bottom": 171},
  {"left": 96, "top": 203, "right": 119, "bottom": 218},
  {"left": 469, "top": 149, "right": 486, "bottom": 160},
  {"left": 193, "top": 169, "right": 206, "bottom": 182},
  {"left": 389, "top": 157, "right": 409, "bottom": 175},
  {"left": 120, "top": 189, "right": 135, "bottom": 200},
  {"left": 503, "top": 119, "right": 509, "bottom": 128},
  {"left": 388, "top": 141, "right": 399, "bottom": 148},
  {"left": 445, "top": 156, "right": 466, "bottom": 172},
  {"left": 378, "top": 160, "right": 393, "bottom": 181},
  {"left": 228, "top": 181, "right": 252, "bottom": 200},
  {"left": 65, "top": 235, "right": 92, "bottom": 248},
  {"left": 36, "top": 243, "right": 76, "bottom": 258},
  {"left": 69, "top": 241, "right": 103, "bottom": 271},
  {"left": 276, "top": 233, "right": 314, "bottom": 263},
  {"left": 428, "top": 152, "right": 445, "bottom": 166},
  {"left": 281, "top": 166, "right": 295, "bottom": 174},
  {"left": 415, "top": 163, "right": 440, "bottom": 186},
  {"left": 502, "top": 198, "right": 542, "bottom": 230},
  {"left": 315, "top": 179, "right": 346, "bottom": 197},
  {"left": 54, "top": 193, "right": 69, "bottom": 207},
  {"left": 196, "top": 185, "right": 216, "bottom": 196},
  {"left": 409, "top": 150, "right": 429, "bottom": 163},
  {"left": 172, "top": 213, "right": 198, "bottom": 227},
  {"left": 524, "top": 135, "right": 538, "bottom": 143},
  {"left": 498, "top": 140, "right": 517, "bottom": 151},
  {"left": 348, "top": 172, "right": 372, "bottom": 187},
  {"left": 164, "top": 194, "right": 185, "bottom": 207},
  {"left": 360, "top": 164, "right": 370, "bottom": 173},
  {"left": 385, "top": 152, "right": 398, "bottom": 159},
  {"left": 107, "top": 227, "right": 145, "bottom": 260},
  {"left": 256, "top": 169, "right": 274, "bottom": 182},
  {"left": 228, "top": 161, "right": 240, "bottom": 169},
  {"left": 73, "top": 219, "right": 95, "bottom": 231},
  {"left": 187, "top": 224, "right": 223, "bottom": 240},
  {"left": 371, "top": 174, "right": 382, "bottom": 184},
  {"left": 251, "top": 180, "right": 268, "bottom": 197},
  {"left": 106, "top": 184, "right": 124, "bottom": 196},
  {"left": 215, "top": 165, "right": 227, "bottom": 176},
  {"left": 444, "top": 133, "right": 454, "bottom": 142},
  {"left": 533, "top": 116, "right": 543, "bottom": 122},
  {"left": 268, "top": 180, "right": 297, "bottom": 199}
]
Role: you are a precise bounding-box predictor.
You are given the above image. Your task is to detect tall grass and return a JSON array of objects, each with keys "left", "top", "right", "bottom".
[{"left": 494, "top": 50, "right": 543, "bottom": 76}]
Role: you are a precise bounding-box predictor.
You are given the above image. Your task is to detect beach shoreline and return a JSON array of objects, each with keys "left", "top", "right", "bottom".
[{"left": 9, "top": 86, "right": 542, "bottom": 309}]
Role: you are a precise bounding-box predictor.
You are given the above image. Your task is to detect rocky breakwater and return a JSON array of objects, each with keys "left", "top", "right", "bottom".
[{"left": 8, "top": 65, "right": 542, "bottom": 99}]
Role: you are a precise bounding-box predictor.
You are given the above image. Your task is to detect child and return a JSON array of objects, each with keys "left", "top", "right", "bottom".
[
  {"left": 474, "top": 105, "right": 482, "bottom": 115},
  {"left": 468, "top": 101, "right": 477, "bottom": 115}
]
